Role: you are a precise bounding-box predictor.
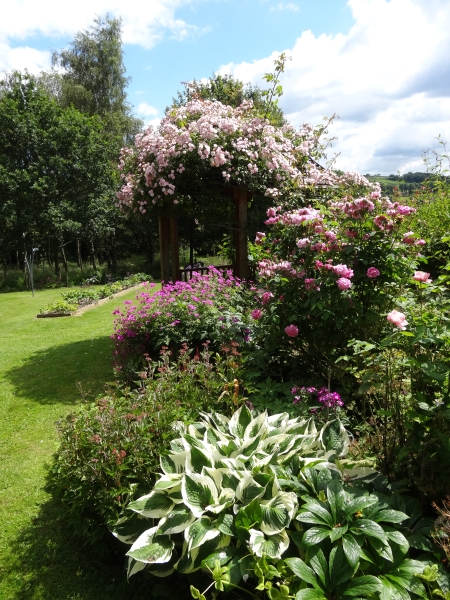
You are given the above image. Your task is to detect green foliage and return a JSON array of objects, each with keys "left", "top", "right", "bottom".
[
  {"left": 46, "top": 344, "right": 241, "bottom": 553},
  {"left": 113, "top": 405, "right": 445, "bottom": 598}
]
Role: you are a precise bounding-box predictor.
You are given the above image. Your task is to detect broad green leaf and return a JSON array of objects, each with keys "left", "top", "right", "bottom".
[
  {"left": 299, "top": 499, "right": 334, "bottom": 527},
  {"left": 351, "top": 518, "right": 388, "bottom": 542},
  {"left": 344, "top": 494, "right": 378, "bottom": 516},
  {"left": 228, "top": 404, "right": 252, "bottom": 439},
  {"left": 111, "top": 515, "right": 150, "bottom": 544},
  {"left": 185, "top": 517, "right": 220, "bottom": 551},
  {"left": 236, "top": 475, "right": 266, "bottom": 504},
  {"left": 326, "top": 479, "right": 344, "bottom": 522},
  {"left": 182, "top": 473, "right": 218, "bottom": 518},
  {"left": 127, "top": 527, "right": 174, "bottom": 564},
  {"left": 295, "top": 590, "right": 327, "bottom": 600},
  {"left": 154, "top": 474, "right": 183, "bottom": 490},
  {"left": 379, "top": 575, "right": 410, "bottom": 600},
  {"left": 343, "top": 575, "right": 382, "bottom": 596},
  {"left": 303, "top": 527, "right": 330, "bottom": 546},
  {"left": 216, "top": 513, "right": 236, "bottom": 537},
  {"left": 156, "top": 506, "right": 196, "bottom": 535},
  {"left": 248, "top": 528, "right": 290, "bottom": 559},
  {"left": 342, "top": 534, "right": 361, "bottom": 568},
  {"left": 329, "top": 524, "right": 348, "bottom": 543},
  {"left": 310, "top": 549, "right": 329, "bottom": 589},
  {"left": 161, "top": 452, "right": 187, "bottom": 475},
  {"left": 319, "top": 419, "right": 349, "bottom": 456},
  {"left": 374, "top": 509, "right": 409, "bottom": 523},
  {"left": 128, "top": 492, "right": 174, "bottom": 518},
  {"left": 329, "top": 546, "right": 354, "bottom": 587},
  {"left": 387, "top": 530, "right": 409, "bottom": 553},
  {"left": 285, "top": 557, "right": 322, "bottom": 589},
  {"left": 187, "top": 446, "right": 213, "bottom": 473}
]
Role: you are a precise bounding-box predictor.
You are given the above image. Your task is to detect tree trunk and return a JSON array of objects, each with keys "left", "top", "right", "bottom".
[
  {"left": 54, "top": 245, "right": 61, "bottom": 277},
  {"left": 76, "top": 238, "right": 83, "bottom": 270}
]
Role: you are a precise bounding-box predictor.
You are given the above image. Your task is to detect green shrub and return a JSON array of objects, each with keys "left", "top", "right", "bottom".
[
  {"left": 45, "top": 345, "right": 241, "bottom": 554},
  {"left": 113, "top": 405, "right": 446, "bottom": 598}
]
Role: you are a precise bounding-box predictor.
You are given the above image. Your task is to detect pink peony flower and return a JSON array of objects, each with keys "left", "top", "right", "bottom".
[
  {"left": 337, "top": 277, "right": 352, "bottom": 290},
  {"left": 367, "top": 267, "right": 381, "bottom": 278},
  {"left": 285, "top": 324, "right": 299, "bottom": 338},
  {"left": 251, "top": 309, "right": 262, "bottom": 320},
  {"left": 387, "top": 310, "right": 408, "bottom": 330},
  {"left": 413, "top": 271, "right": 432, "bottom": 283}
]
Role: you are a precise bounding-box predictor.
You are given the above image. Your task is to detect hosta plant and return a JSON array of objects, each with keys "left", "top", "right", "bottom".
[{"left": 112, "top": 406, "right": 443, "bottom": 598}]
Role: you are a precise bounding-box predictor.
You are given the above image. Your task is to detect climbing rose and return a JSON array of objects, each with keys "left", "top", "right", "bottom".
[
  {"left": 251, "top": 309, "right": 262, "bottom": 320},
  {"left": 285, "top": 324, "right": 299, "bottom": 338},
  {"left": 337, "top": 277, "right": 352, "bottom": 290},
  {"left": 387, "top": 310, "right": 408, "bottom": 330},
  {"left": 413, "top": 271, "right": 432, "bottom": 283},
  {"left": 367, "top": 267, "right": 381, "bottom": 278}
]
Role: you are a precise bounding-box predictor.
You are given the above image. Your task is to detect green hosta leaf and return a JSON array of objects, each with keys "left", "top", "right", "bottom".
[
  {"left": 156, "top": 506, "right": 196, "bottom": 535},
  {"left": 127, "top": 527, "right": 174, "bottom": 564},
  {"left": 295, "top": 590, "right": 327, "bottom": 600},
  {"left": 187, "top": 446, "right": 213, "bottom": 473},
  {"left": 285, "top": 557, "right": 322, "bottom": 589},
  {"left": 127, "top": 557, "right": 147, "bottom": 579},
  {"left": 374, "top": 509, "right": 409, "bottom": 523},
  {"left": 351, "top": 518, "right": 388, "bottom": 542},
  {"left": 201, "top": 547, "right": 240, "bottom": 569},
  {"left": 319, "top": 419, "right": 349, "bottom": 456},
  {"left": 128, "top": 492, "right": 174, "bottom": 518},
  {"left": 260, "top": 492, "right": 297, "bottom": 535},
  {"left": 185, "top": 517, "right": 220, "bottom": 551},
  {"left": 248, "top": 528, "right": 290, "bottom": 559},
  {"left": 111, "top": 515, "right": 150, "bottom": 544},
  {"left": 221, "top": 470, "right": 240, "bottom": 489},
  {"left": 343, "top": 575, "right": 382, "bottom": 596},
  {"left": 161, "top": 451, "right": 187, "bottom": 475},
  {"left": 303, "top": 527, "right": 330, "bottom": 546},
  {"left": 236, "top": 475, "right": 266, "bottom": 504},
  {"left": 182, "top": 473, "right": 219, "bottom": 518},
  {"left": 216, "top": 513, "right": 236, "bottom": 537},
  {"left": 342, "top": 534, "right": 361, "bottom": 568},
  {"left": 228, "top": 404, "right": 252, "bottom": 439},
  {"left": 154, "top": 474, "right": 183, "bottom": 490}
]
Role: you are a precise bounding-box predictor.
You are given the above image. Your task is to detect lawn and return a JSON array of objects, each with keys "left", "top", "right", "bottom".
[{"left": 0, "top": 285, "right": 161, "bottom": 600}]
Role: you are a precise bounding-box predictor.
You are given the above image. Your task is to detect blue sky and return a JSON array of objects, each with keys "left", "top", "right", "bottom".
[{"left": 2, "top": 0, "right": 450, "bottom": 174}]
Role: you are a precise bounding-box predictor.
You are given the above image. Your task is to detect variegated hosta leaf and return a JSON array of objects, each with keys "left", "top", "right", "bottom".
[
  {"left": 228, "top": 404, "right": 253, "bottom": 438},
  {"left": 128, "top": 491, "right": 174, "bottom": 518},
  {"left": 248, "top": 528, "right": 290, "bottom": 559},
  {"left": 111, "top": 515, "right": 150, "bottom": 544},
  {"left": 182, "top": 472, "right": 219, "bottom": 518},
  {"left": 127, "top": 557, "right": 147, "bottom": 579},
  {"left": 260, "top": 492, "right": 298, "bottom": 535},
  {"left": 207, "top": 488, "right": 235, "bottom": 513},
  {"left": 156, "top": 505, "right": 196, "bottom": 535},
  {"left": 319, "top": 419, "right": 350, "bottom": 457},
  {"left": 244, "top": 412, "right": 269, "bottom": 441},
  {"left": 160, "top": 451, "right": 187, "bottom": 475},
  {"left": 154, "top": 474, "right": 183, "bottom": 491},
  {"left": 236, "top": 475, "right": 266, "bottom": 504},
  {"left": 186, "top": 445, "right": 214, "bottom": 473},
  {"left": 185, "top": 516, "right": 221, "bottom": 551},
  {"left": 126, "top": 526, "right": 174, "bottom": 564}
]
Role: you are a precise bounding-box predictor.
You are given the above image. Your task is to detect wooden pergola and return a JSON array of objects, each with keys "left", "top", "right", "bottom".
[{"left": 158, "top": 187, "right": 252, "bottom": 283}]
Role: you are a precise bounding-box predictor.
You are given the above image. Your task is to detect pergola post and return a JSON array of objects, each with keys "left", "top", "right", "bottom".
[
  {"left": 169, "top": 215, "right": 180, "bottom": 283},
  {"left": 233, "top": 188, "right": 250, "bottom": 280},
  {"left": 158, "top": 213, "right": 170, "bottom": 283}
]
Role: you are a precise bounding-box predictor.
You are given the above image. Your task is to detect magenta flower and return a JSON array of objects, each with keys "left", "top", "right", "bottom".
[
  {"left": 367, "top": 267, "right": 381, "bottom": 278},
  {"left": 337, "top": 277, "right": 352, "bottom": 290},
  {"left": 285, "top": 324, "right": 299, "bottom": 338},
  {"left": 413, "top": 271, "right": 432, "bottom": 283},
  {"left": 251, "top": 309, "right": 262, "bottom": 320},
  {"left": 387, "top": 310, "right": 408, "bottom": 330}
]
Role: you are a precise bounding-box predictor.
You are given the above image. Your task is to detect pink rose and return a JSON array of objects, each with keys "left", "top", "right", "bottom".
[
  {"left": 387, "top": 310, "right": 408, "bottom": 330},
  {"left": 285, "top": 324, "right": 299, "bottom": 338},
  {"left": 413, "top": 271, "right": 432, "bottom": 283},
  {"left": 251, "top": 309, "right": 262, "bottom": 320},
  {"left": 337, "top": 277, "right": 352, "bottom": 290},
  {"left": 367, "top": 267, "right": 380, "bottom": 278}
]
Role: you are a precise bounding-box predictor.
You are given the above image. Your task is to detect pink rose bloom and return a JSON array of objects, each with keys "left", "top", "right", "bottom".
[
  {"left": 367, "top": 267, "right": 381, "bottom": 278},
  {"left": 337, "top": 277, "right": 352, "bottom": 290},
  {"left": 251, "top": 309, "right": 262, "bottom": 320},
  {"left": 402, "top": 232, "right": 415, "bottom": 245},
  {"left": 333, "top": 264, "right": 354, "bottom": 279},
  {"left": 387, "top": 310, "right": 408, "bottom": 330},
  {"left": 285, "top": 324, "right": 299, "bottom": 338},
  {"left": 261, "top": 291, "right": 274, "bottom": 305},
  {"left": 296, "top": 237, "right": 310, "bottom": 248},
  {"left": 413, "top": 271, "right": 432, "bottom": 283}
]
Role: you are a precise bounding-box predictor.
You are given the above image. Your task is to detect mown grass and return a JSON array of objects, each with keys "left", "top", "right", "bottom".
[{"left": 0, "top": 285, "right": 165, "bottom": 600}]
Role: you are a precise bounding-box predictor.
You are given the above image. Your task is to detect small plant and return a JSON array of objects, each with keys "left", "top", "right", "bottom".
[{"left": 39, "top": 299, "right": 77, "bottom": 314}]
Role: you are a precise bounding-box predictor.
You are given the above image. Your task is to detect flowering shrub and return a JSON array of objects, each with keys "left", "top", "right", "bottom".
[
  {"left": 250, "top": 191, "right": 423, "bottom": 386},
  {"left": 112, "top": 268, "right": 252, "bottom": 376},
  {"left": 46, "top": 344, "right": 242, "bottom": 553}
]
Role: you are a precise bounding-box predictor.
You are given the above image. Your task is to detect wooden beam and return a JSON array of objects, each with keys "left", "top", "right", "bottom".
[
  {"left": 158, "top": 213, "right": 170, "bottom": 284},
  {"left": 169, "top": 215, "right": 180, "bottom": 282},
  {"left": 233, "top": 188, "right": 249, "bottom": 280}
]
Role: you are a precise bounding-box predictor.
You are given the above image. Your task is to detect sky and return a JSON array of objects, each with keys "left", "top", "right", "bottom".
[{"left": 2, "top": 0, "right": 450, "bottom": 175}]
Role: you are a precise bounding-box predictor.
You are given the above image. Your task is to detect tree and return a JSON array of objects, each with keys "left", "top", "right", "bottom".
[
  {"left": 0, "top": 72, "right": 117, "bottom": 275},
  {"left": 52, "top": 15, "right": 142, "bottom": 147}
]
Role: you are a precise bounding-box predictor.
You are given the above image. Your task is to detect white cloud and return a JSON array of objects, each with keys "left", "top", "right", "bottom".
[
  {"left": 0, "top": 0, "right": 202, "bottom": 72},
  {"left": 269, "top": 3, "right": 300, "bottom": 12},
  {"left": 0, "top": 40, "right": 51, "bottom": 74},
  {"left": 137, "top": 102, "right": 159, "bottom": 117},
  {"left": 219, "top": 0, "right": 450, "bottom": 173}
]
